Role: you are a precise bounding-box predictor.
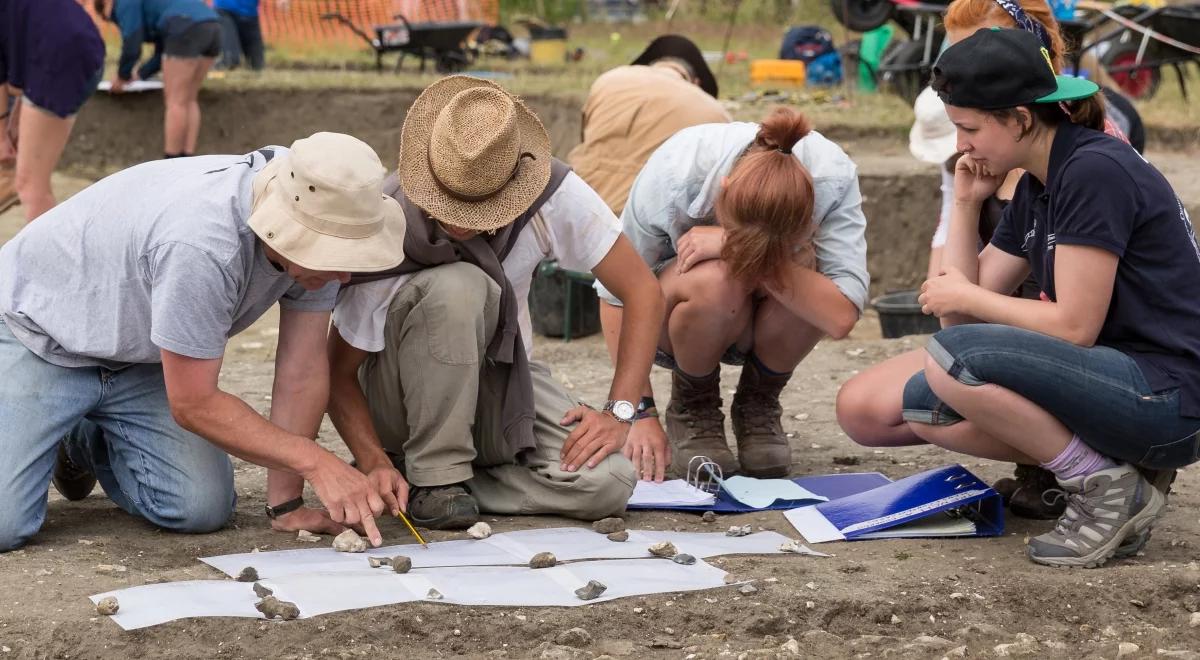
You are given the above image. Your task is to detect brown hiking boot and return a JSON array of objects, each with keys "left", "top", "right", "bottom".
[
  {"left": 730, "top": 359, "right": 793, "bottom": 478},
  {"left": 992, "top": 464, "right": 1064, "bottom": 520},
  {"left": 0, "top": 164, "right": 18, "bottom": 215},
  {"left": 666, "top": 368, "right": 738, "bottom": 479}
]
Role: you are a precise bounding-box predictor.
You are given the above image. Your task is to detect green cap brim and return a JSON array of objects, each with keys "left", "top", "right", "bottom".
[{"left": 1036, "top": 75, "right": 1100, "bottom": 103}]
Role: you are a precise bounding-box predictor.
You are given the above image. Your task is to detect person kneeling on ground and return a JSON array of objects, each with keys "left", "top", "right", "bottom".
[
  {"left": 0, "top": 132, "right": 409, "bottom": 551},
  {"left": 327, "top": 76, "right": 663, "bottom": 530},
  {"left": 875, "top": 28, "right": 1200, "bottom": 567},
  {"left": 596, "top": 108, "right": 869, "bottom": 481}
]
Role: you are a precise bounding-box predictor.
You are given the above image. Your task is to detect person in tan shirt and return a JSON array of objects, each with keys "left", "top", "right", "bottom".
[{"left": 568, "top": 35, "right": 730, "bottom": 215}]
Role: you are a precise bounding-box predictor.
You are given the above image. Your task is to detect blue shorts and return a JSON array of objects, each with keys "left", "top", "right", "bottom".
[{"left": 901, "top": 324, "right": 1200, "bottom": 469}]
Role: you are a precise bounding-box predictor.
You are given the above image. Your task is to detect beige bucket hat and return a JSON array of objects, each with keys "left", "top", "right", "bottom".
[
  {"left": 909, "top": 86, "right": 959, "bottom": 165},
  {"left": 249, "top": 132, "right": 406, "bottom": 272},
  {"left": 399, "top": 75, "right": 551, "bottom": 232}
]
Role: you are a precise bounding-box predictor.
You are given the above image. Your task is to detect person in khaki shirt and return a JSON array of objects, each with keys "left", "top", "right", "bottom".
[{"left": 568, "top": 34, "right": 730, "bottom": 216}]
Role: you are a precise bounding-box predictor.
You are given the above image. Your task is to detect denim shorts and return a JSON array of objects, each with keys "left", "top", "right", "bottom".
[{"left": 901, "top": 324, "right": 1200, "bottom": 469}]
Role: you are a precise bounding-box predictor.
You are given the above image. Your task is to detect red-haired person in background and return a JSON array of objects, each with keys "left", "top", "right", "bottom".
[{"left": 596, "top": 108, "right": 869, "bottom": 481}]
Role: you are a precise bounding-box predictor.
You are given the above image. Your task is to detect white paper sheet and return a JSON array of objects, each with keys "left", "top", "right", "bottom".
[
  {"left": 89, "top": 581, "right": 261, "bottom": 630},
  {"left": 97, "top": 80, "right": 164, "bottom": 93},
  {"left": 628, "top": 479, "right": 716, "bottom": 507},
  {"left": 202, "top": 527, "right": 794, "bottom": 580}
]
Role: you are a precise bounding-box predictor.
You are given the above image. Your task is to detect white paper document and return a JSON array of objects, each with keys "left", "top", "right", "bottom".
[
  {"left": 97, "top": 80, "right": 164, "bottom": 93},
  {"left": 202, "top": 527, "right": 793, "bottom": 580},
  {"left": 628, "top": 479, "right": 716, "bottom": 507}
]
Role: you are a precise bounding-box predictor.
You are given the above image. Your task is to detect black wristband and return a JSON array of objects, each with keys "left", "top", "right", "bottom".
[
  {"left": 637, "top": 396, "right": 656, "bottom": 413},
  {"left": 264, "top": 496, "right": 304, "bottom": 520}
]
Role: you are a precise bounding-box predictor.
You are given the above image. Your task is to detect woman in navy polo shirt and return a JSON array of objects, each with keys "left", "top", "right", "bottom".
[
  {"left": 0, "top": 0, "right": 105, "bottom": 221},
  {"left": 900, "top": 28, "right": 1200, "bottom": 568}
]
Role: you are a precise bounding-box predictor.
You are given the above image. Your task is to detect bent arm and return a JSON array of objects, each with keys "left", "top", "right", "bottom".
[
  {"left": 592, "top": 235, "right": 666, "bottom": 403},
  {"left": 265, "top": 309, "right": 336, "bottom": 506},
  {"left": 326, "top": 328, "right": 392, "bottom": 472},
  {"left": 955, "top": 244, "right": 1116, "bottom": 346}
]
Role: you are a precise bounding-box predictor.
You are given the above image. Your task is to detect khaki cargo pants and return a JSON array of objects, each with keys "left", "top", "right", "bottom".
[{"left": 359, "top": 263, "right": 636, "bottom": 521}]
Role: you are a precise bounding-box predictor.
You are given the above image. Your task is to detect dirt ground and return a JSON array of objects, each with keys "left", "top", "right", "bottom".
[{"left": 2, "top": 166, "right": 1199, "bottom": 660}]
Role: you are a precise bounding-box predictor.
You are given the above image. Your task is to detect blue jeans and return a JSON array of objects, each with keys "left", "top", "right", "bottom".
[
  {"left": 0, "top": 320, "right": 235, "bottom": 551},
  {"left": 902, "top": 324, "right": 1200, "bottom": 470}
]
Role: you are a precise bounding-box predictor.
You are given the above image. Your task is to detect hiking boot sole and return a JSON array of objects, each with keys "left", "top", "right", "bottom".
[
  {"left": 1027, "top": 486, "right": 1166, "bottom": 568},
  {"left": 52, "top": 441, "right": 97, "bottom": 501}
]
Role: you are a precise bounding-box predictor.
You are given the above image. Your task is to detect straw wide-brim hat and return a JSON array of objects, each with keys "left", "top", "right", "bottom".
[
  {"left": 909, "top": 86, "right": 958, "bottom": 165},
  {"left": 400, "top": 75, "right": 552, "bottom": 233},
  {"left": 249, "top": 132, "right": 406, "bottom": 272}
]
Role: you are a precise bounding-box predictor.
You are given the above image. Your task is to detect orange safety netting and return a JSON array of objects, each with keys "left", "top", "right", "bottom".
[{"left": 84, "top": 0, "right": 499, "bottom": 50}]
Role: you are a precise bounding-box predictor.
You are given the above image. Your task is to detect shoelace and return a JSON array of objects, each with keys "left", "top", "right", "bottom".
[{"left": 735, "top": 393, "right": 783, "bottom": 436}]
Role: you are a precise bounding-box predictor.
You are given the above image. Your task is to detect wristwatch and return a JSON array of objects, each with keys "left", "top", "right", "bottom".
[
  {"left": 602, "top": 399, "right": 637, "bottom": 423},
  {"left": 264, "top": 496, "right": 305, "bottom": 520}
]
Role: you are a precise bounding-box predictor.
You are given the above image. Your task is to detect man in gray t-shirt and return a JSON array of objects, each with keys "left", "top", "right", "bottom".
[{"left": 0, "top": 132, "right": 407, "bottom": 552}]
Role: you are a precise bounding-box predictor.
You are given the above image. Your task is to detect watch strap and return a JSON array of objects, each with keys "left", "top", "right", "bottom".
[{"left": 265, "top": 496, "right": 304, "bottom": 520}]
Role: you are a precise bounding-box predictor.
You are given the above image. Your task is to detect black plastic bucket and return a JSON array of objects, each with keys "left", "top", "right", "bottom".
[
  {"left": 529, "top": 260, "right": 601, "bottom": 340},
  {"left": 872, "top": 289, "right": 941, "bottom": 338}
]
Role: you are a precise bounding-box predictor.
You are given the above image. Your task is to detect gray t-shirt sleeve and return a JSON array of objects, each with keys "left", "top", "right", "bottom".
[
  {"left": 280, "top": 280, "right": 339, "bottom": 312},
  {"left": 147, "top": 242, "right": 239, "bottom": 360}
]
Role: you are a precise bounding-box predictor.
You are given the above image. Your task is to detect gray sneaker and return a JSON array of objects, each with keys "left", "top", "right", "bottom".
[
  {"left": 1027, "top": 464, "right": 1166, "bottom": 568},
  {"left": 1110, "top": 467, "right": 1178, "bottom": 559},
  {"left": 407, "top": 484, "right": 479, "bottom": 530}
]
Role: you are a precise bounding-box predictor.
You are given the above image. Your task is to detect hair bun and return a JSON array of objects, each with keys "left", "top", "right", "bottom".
[{"left": 755, "top": 107, "right": 812, "bottom": 155}]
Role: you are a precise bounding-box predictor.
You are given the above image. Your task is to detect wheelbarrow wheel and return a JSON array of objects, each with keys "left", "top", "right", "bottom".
[
  {"left": 436, "top": 51, "right": 470, "bottom": 73},
  {"left": 829, "top": 0, "right": 895, "bottom": 33},
  {"left": 879, "top": 39, "right": 931, "bottom": 105},
  {"left": 1101, "top": 41, "right": 1162, "bottom": 100}
]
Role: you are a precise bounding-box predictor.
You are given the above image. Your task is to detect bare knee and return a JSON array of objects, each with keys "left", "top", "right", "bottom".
[
  {"left": 836, "top": 373, "right": 893, "bottom": 447},
  {"left": 669, "top": 260, "right": 751, "bottom": 312}
]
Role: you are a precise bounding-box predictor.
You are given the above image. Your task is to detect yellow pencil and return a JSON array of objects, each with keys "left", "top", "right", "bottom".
[{"left": 395, "top": 509, "right": 429, "bottom": 549}]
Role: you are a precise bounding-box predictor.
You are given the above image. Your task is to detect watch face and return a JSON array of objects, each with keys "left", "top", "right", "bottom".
[{"left": 613, "top": 400, "right": 636, "bottom": 420}]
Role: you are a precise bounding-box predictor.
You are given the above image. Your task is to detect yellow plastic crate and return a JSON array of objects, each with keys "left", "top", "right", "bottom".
[{"left": 750, "top": 59, "right": 807, "bottom": 87}]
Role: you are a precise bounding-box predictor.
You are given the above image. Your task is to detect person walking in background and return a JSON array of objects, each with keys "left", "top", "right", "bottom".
[
  {"left": 97, "top": 0, "right": 221, "bottom": 159},
  {"left": 568, "top": 35, "right": 730, "bottom": 216},
  {"left": 0, "top": 0, "right": 105, "bottom": 221},
  {"left": 214, "top": 0, "right": 276, "bottom": 72}
]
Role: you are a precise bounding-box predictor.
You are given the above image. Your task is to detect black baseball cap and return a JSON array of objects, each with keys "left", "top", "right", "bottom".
[
  {"left": 931, "top": 28, "right": 1098, "bottom": 110},
  {"left": 632, "top": 34, "right": 719, "bottom": 98}
]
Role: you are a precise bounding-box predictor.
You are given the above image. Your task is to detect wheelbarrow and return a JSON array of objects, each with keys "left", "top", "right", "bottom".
[{"left": 321, "top": 12, "right": 482, "bottom": 73}]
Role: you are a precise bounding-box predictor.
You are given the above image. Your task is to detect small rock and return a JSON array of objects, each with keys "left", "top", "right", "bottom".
[
  {"left": 236, "top": 567, "right": 259, "bottom": 582},
  {"left": 332, "top": 529, "right": 367, "bottom": 553},
  {"left": 701, "top": 511, "right": 718, "bottom": 523},
  {"left": 95, "top": 564, "right": 127, "bottom": 575},
  {"left": 946, "top": 646, "right": 967, "bottom": 658},
  {"left": 739, "top": 584, "right": 759, "bottom": 595},
  {"left": 391, "top": 556, "right": 413, "bottom": 573},
  {"left": 1118, "top": 642, "right": 1140, "bottom": 658},
  {"left": 296, "top": 530, "right": 321, "bottom": 543},
  {"left": 832, "top": 456, "right": 861, "bottom": 466},
  {"left": 467, "top": 522, "right": 492, "bottom": 540},
  {"left": 592, "top": 517, "right": 625, "bottom": 534},
  {"left": 779, "top": 540, "right": 809, "bottom": 554},
  {"left": 368, "top": 556, "right": 391, "bottom": 568},
  {"left": 607, "top": 531, "right": 629, "bottom": 542},
  {"left": 426, "top": 588, "right": 444, "bottom": 600},
  {"left": 530, "top": 552, "right": 558, "bottom": 569},
  {"left": 575, "top": 580, "right": 607, "bottom": 601},
  {"left": 780, "top": 638, "right": 801, "bottom": 655},
  {"left": 672, "top": 553, "right": 696, "bottom": 565},
  {"left": 255, "top": 596, "right": 299, "bottom": 620},
  {"left": 556, "top": 627, "right": 593, "bottom": 647},
  {"left": 726, "top": 525, "right": 752, "bottom": 537},
  {"left": 1190, "top": 612, "right": 1200, "bottom": 628},
  {"left": 648, "top": 541, "right": 677, "bottom": 557},
  {"left": 95, "top": 596, "right": 119, "bottom": 616},
  {"left": 252, "top": 583, "right": 273, "bottom": 598},
  {"left": 1130, "top": 599, "right": 1147, "bottom": 608},
  {"left": 890, "top": 615, "right": 901, "bottom": 625},
  {"left": 994, "top": 633, "right": 1039, "bottom": 657},
  {"left": 724, "top": 574, "right": 740, "bottom": 584}
]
